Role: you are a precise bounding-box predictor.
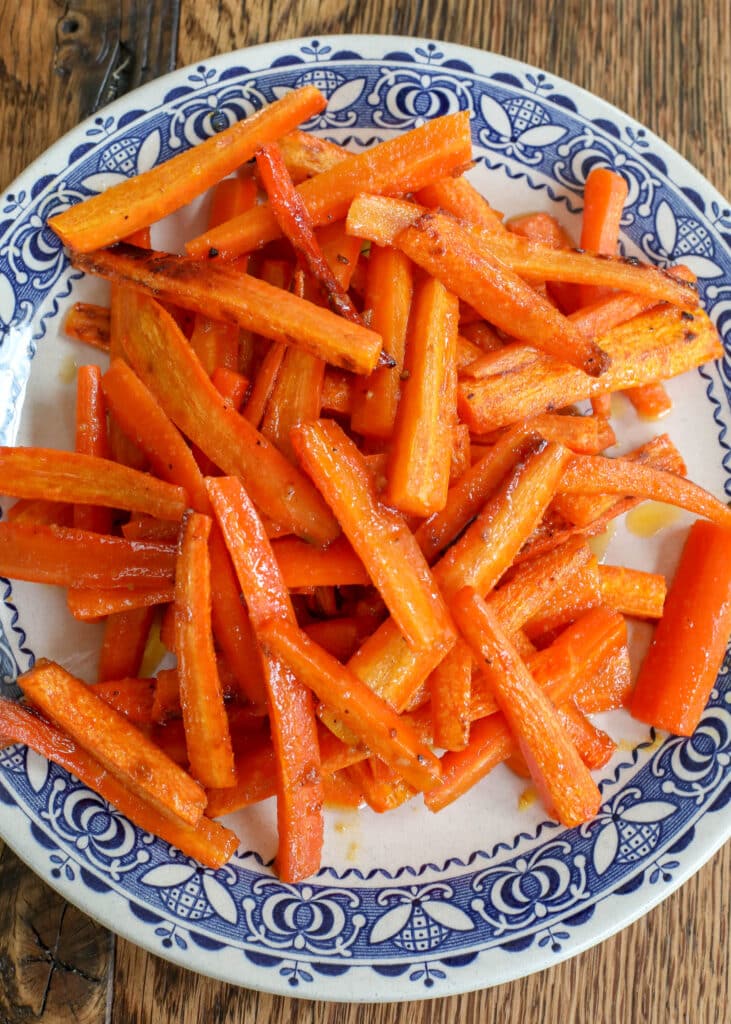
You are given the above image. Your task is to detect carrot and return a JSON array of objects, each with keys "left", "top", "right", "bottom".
[
  {"left": 507, "top": 212, "right": 581, "bottom": 313},
  {"left": 429, "top": 641, "right": 473, "bottom": 751},
  {"left": 64, "top": 302, "right": 111, "bottom": 352},
  {"left": 206, "top": 476, "right": 324, "bottom": 883},
  {"left": 67, "top": 585, "right": 175, "bottom": 621},
  {"left": 92, "top": 677, "right": 156, "bottom": 729},
  {"left": 71, "top": 245, "right": 385, "bottom": 376},
  {"left": 175, "top": 512, "right": 235, "bottom": 788},
  {"left": 122, "top": 518, "right": 181, "bottom": 544},
  {"left": 19, "top": 659, "right": 207, "bottom": 825},
  {"left": 186, "top": 111, "right": 473, "bottom": 258},
  {"left": 471, "top": 414, "right": 616, "bottom": 456},
  {"left": 416, "top": 176, "right": 505, "bottom": 231},
  {"left": 630, "top": 520, "right": 731, "bottom": 735},
  {"left": 598, "top": 564, "right": 666, "bottom": 619},
  {"left": 0, "top": 522, "right": 176, "bottom": 588},
  {"left": 303, "top": 615, "right": 378, "bottom": 663},
  {"left": 211, "top": 367, "right": 249, "bottom": 411},
  {"left": 277, "top": 129, "right": 347, "bottom": 181},
  {"left": 385, "top": 277, "right": 459, "bottom": 516},
  {"left": 0, "top": 697, "right": 236, "bottom": 868},
  {"left": 73, "top": 364, "right": 112, "bottom": 534},
  {"left": 102, "top": 358, "right": 211, "bottom": 513},
  {"left": 291, "top": 418, "right": 457, "bottom": 652},
  {"left": 98, "top": 606, "right": 155, "bottom": 681},
  {"left": 625, "top": 381, "right": 672, "bottom": 419},
  {"left": 107, "top": 285, "right": 149, "bottom": 471},
  {"left": 272, "top": 536, "right": 369, "bottom": 589},
  {"left": 458, "top": 307, "right": 722, "bottom": 432},
  {"left": 258, "top": 618, "right": 441, "bottom": 791},
  {"left": 574, "top": 644, "right": 632, "bottom": 713},
  {"left": 114, "top": 290, "right": 338, "bottom": 545},
  {"left": 556, "top": 701, "right": 617, "bottom": 770},
  {"left": 6, "top": 498, "right": 74, "bottom": 527},
  {"left": 579, "top": 167, "right": 629, "bottom": 306},
  {"left": 48, "top": 86, "right": 326, "bottom": 251},
  {"left": 0, "top": 447, "right": 188, "bottom": 521},
  {"left": 350, "top": 246, "right": 413, "bottom": 437},
  {"left": 345, "top": 758, "right": 415, "bottom": 813},
  {"left": 451, "top": 588, "right": 602, "bottom": 826},
  {"left": 242, "top": 341, "right": 286, "bottom": 427}
]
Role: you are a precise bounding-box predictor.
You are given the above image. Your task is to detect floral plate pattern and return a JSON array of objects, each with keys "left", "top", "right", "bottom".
[{"left": 0, "top": 36, "right": 730, "bottom": 1001}]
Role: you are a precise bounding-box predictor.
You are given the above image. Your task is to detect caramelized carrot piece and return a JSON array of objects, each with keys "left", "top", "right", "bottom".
[
  {"left": 272, "top": 536, "right": 369, "bottom": 588},
  {"left": 98, "top": 606, "right": 155, "bottom": 681},
  {"left": 429, "top": 641, "right": 473, "bottom": 751},
  {"left": 277, "top": 129, "right": 347, "bottom": 181},
  {"left": 67, "top": 585, "right": 175, "bottom": 621},
  {"left": 345, "top": 758, "right": 415, "bottom": 813},
  {"left": 625, "top": 381, "right": 672, "bottom": 419},
  {"left": 92, "top": 677, "right": 156, "bottom": 729},
  {"left": 598, "top": 564, "right": 666, "bottom": 619},
  {"left": 5, "top": 498, "right": 74, "bottom": 527},
  {"left": 416, "top": 176, "right": 505, "bottom": 231},
  {"left": 74, "top": 365, "right": 113, "bottom": 534},
  {"left": 64, "top": 302, "right": 111, "bottom": 351},
  {"left": 242, "top": 341, "right": 286, "bottom": 427},
  {"left": 574, "top": 644, "right": 633, "bottom": 713},
  {"left": 507, "top": 212, "right": 580, "bottom": 313},
  {"left": 579, "top": 167, "right": 629, "bottom": 306},
  {"left": 210, "top": 367, "right": 249, "bottom": 410}
]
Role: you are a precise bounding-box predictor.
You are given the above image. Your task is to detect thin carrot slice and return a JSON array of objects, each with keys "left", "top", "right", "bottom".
[
  {"left": 186, "top": 111, "right": 473, "bottom": 258},
  {"left": 73, "top": 365, "right": 113, "bottom": 534},
  {"left": 0, "top": 522, "right": 176, "bottom": 588},
  {"left": 175, "top": 513, "right": 235, "bottom": 788},
  {"left": 0, "top": 698, "right": 236, "bottom": 868},
  {"left": 291, "top": 418, "right": 457, "bottom": 652},
  {"left": 67, "top": 585, "right": 175, "bottom": 621},
  {"left": 0, "top": 447, "right": 188, "bottom": 521},
  {"left": 64, "top": 302, "right": 111, "bottom": 351},
  {"left": 115, "top": 290, "right": 338, "bottom": 545},
  {"left": 19, "top": 659, "right": 206, "bottom": 825},
  {"left": 205, "top": 476, "right": 323, "bottom": 883},
  {"left": 579, "top": 167, "right": 629, "bottom": 306},
  {"left": 98, "top": 606, "right": 155, "bottom": 681},
  {"left": 630, "top": 520, "right": 731, "bottom": 735},
  {"left": 385, "top": 277, "right": 459, "bottom": 516},
  {"left": 258, "top": 618, "right": 441, "bottom": 791},
  {"left": 71, "top": 245, "right": 385, "bottom": 376},
  {"left": 451, "top": 588, "right": 602, "bottom": 826},
  {"left": 49, "top": 86, "right": 326, "bottom": 251}
]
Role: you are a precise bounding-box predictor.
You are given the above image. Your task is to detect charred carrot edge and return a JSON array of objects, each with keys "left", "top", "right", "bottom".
[
  {"left": 19, "top": 659, "right": 206, "bottom": 825},
  {"left": 291, "top": 418, "right": 457, "bottom": 652},
  {"left": 0, "top": 697, "right": 236, "bottom": 868},
  {"left": 49, "top": 86, "right": 327, "bottom": 251},
  {"left": 186, "top": 111, "right": 473, "bottom": 258},
  {"left": 258, "top": 618, "right": 441, "bottom": 791},
  {"left": 429, "top": 641, "right": 472, "bottom": 751},
  {"left": 630, "top": 520, "right": 731, "bottom": 735},
  {"left": 98, "top": 606, "right": 155, "bottom": 682},
  {"left": 579, "top": 167, "right": 629, "bottom": 306},
  {"left": 175, "top": 513, "right": 235, "bottom": 788},
  {"left": 385, "top": 277, "right": 459, "bottom": 516},
  {"left": 277, "top": 129, "right": 348, "bottom": 182},
  {"left": 0, "top": 522, "right": 176, "bottom": 588},
  {"left": 73, "top": 364, "right": 113, "bottom": 534},
  {"left": 205, "top": 476, "right": 324, "bottom": 883},
  {"left": 67, "top": 585, "right": 175, "bottom": 621},
  {"left": 115, "top": 290, "right": 338, "bottom": 545},
  {"left": 451, "top": 588, "right": 602, "bottom": 826},
  {"left": 0, "top": 446, "right": 188, "bottom": 521},
  {"left": 71, "top": 245, "right": 385, "bottom": 376},
  {"left": 92, "top": 678, "right": 156, "bottom": 728},
  {"left": 64, "top": 302, "right": 111, "bottom": 351}
]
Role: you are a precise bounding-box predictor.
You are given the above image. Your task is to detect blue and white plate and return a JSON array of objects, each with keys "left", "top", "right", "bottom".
[{"left": 1, "top": 36, "right": 730, "bottom": 1002}]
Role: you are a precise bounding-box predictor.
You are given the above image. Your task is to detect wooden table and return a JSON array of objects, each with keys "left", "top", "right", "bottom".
[{"left": 0, "top": 1, "right": 729, "bottom": 1021}]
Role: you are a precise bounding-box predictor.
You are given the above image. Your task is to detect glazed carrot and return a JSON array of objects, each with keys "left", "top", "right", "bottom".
[
  {"left": 207, "top": 525, "right": 267, "bottom": 708},
  {"left": 277, "top": 129, "right": 347, "bottom": 182},
  {"left": 429, "top": 641, "right": 473, "bottom": 751},
  {"left": 598, "top": 564, "right": 666, "bottom": 619},
  {"left": 472, "top": 414, "right": 617, "bottom": 456},
  {"left": 19, "top": 659, "right": 206, "bottom": 824},
  {"left": 556, "top": 701, "right": 617, "bottom": 770},
  {"left": 559, "top": 453, "right": 731, "bottom": 527},
  {"left": 574, "top": 644, "right": 632, "bottom": 713},
  {"left": 114, "top": 290, "right": 338, "bottom": 545},
  {"left": 92, "top": 677, "right": 156, "bottom": 729},
  {"left": 350, "top": 247, "right": 414, "bottom": 438},
  {"left": 416, "top": 176, "right": 505, "bottom": 231},
  {"left": 385, "top": 277, "right": 459, "bottom": 516},
  {"left": 72, "top": 245, "right": 385, "bottom": 376},
  {"left": 108, "top": 285, "right": 149, "bottom": 471},
  {"left": 67, "top": 585, "right": 175, "bottom": 621},
  {"left": 630, "top": 520, "right": 731, "bottom": 735},
  {"left": 175, "top": 513, "right": 235, "bottom": 788},
  {"left": 0, "top": 697, "right": 236, "bottom": 868},
  {"left": 48, "top": 86, "right": 326, "bottom": 251},
  {"left": 507, "top": 211, "right": 581, "bottom": 313},
  {"left": 345, "top": 758, "right": 415, "bottom": 813},
  {"left": 0, "top": 522, "right": 176, "bottom": 588},
  {"left": 258, "top": 618, "right": 441, "bottom": 791},
  {"left": 98, "top": 606, "right": 155, "bottom": 681},
  {"left": 206, "top": 476, "right": 324, "bottom": 883},
  {"left": 272, "top": 536, "right": 369, "bottom": 589},
  {"left": 5, "top": 498, "right": 74, "bottom": 527},
  {"left": 569, "top": 291, "right": 657, "bottom": 338},
  {"left": 152, "top": 667, "right": 181, "bottom": 723},
  {"left": 579, "top": 167, "right": 629, "bottom": 306},
  {"left": 303, "top": 615, "right": 378, "bottom": 663},
  {"left": 102, "top": 358, "right": 211, "bottom": 513},
  {"left": 460, "top": 320, "right": 503, "bottom": 353},
  {"left": 458, "top": 307, "right": 722, "bottom": 432},
  {"left": 64, "top": 302, "right": 111, "bottom": 351},
  {"left": 242, "top": 341, "right": 286, "bottom": 427},
  {"left": 74, "top": 365, "right": 112, "bottom": 534},
  {"left": 451, "top": 588, "right": 602, "bottom": 826},
  {"left": 122, "top": 518, "right": 181, "bottom": 543},
  {"left": 522, "top": 559, "right": 602, "bottom": 639},
  {"left": 0, "top": 447, "right": 188, "bottom": 521},
  {"left": 186, "top": 111, "right": 473, "bottom": 258},
  {"left": 625, "top": 381, "right": 672, "bottom": 419},
  {"left": 211, "top": 367, "right": 249, "bottom": 411},
  {"left": 291, "top": 419, "right": 457, "bottom": 652}
]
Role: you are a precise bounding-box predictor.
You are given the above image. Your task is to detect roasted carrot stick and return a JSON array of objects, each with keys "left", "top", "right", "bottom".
[
  {"left": 556, "top": 700, "right": 617, "bottom": 770},
  {"left": 451, "top": 588, "right": 602, "bottom": 826},
  {"left": 64, "top": 302, "right": 111, "bottom": 351},
  {"left": 114, "top": 290, "right": 338, "bottom": 544},
  {"left": 48, "top": 86, "right": 326, "bottom": 251},
  {"left": 98, "top": 606, "right": 155, "bottom": 681},
  {"left": 303, "top": 615, "right": 379, "bottom": 663},
  {"left": 416, "top": 176, "right": 505, "bottom": 231},
  {"left": 0, "top": 447, "right": 188, "bottom": 521},
  {"left": 598, "top": 564, "right": 666, "bottom": 619},
  {"left": 175, "top": 513, "right": 235, "bottom": 788},
  {"left": 72, "top": 245, "right": 385, "bottom": 376},
  {"left": 258, "top": 618, "right": 440, "bottom": 791},
  {"left": 73, "top": 365, "right": 113, "bottom": 534},
  {"left": 107, "top": 284, "right": 149, "bottom": 471},
  {"left": 429, "top": 641, "right": 473, "bottom": 751},
  {"left": 242, "top": 340, "right": 286, "bottom": 427},
  {"left": 291, "top": 418, "right": 457, "bottom": 652},
  {"left": 630, "top": 520, "right": 731, "bottom": 735},
  {"left": 385, "top": 277, "right": 459, "bottom": 516},
  {"left": 211, "top": 367, "right": 249, "bottom": 411},
  {"left": 507, "top": 211, "right": 581, "bottom": 313},
  {"left": 277, "top": 129, "right": 347, "bottom": 181},
  {"left": 67, "top": 585, "right": 175, "bottom": 621},
  {"left": 186, "top": 111, "right": 473, "bottom": 258},
  {"left": 5, "top": 498, "right": 74, "bottom": 527},
  {"left": 92, "top": 677, "right": 156, "bottom": 729},
  {"left": 579, "top": 167, "right": 629, "bottom": 306},
  {"left": 206, "top": 476, "right": 324, "bottom": 882},
  {"left": 574, "top": 644, "right": 632, "bottom": 713},
  {"left": 0, "top": 697, "right": 237, "bottom": 868},
  {"left": 19, "top": 659, "right": 206, "bottom": 825},
  {"left": 122, "top": 518, "right": 181, "bottom": 543},
  {"left": 0, "top": 522, "right": 176, "bottom": 588},
  {"left": 624, "top": 381, "right": 672, "bottom": 419},
  {"left": 271, "top": 535, "right": 369, "bottom": 588},
  {"left": 345, "top": 758, "right": 415, "bottom": 813}
]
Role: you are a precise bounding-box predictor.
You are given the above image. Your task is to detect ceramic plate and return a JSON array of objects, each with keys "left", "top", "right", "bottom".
[{"left": 1, "top": 35, "right": 730, "bottom": 1002}]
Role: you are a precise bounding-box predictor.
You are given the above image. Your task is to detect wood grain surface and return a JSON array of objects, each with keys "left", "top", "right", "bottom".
[{"left": 0, "top": 1, "right": 730, "bottom": 1021}]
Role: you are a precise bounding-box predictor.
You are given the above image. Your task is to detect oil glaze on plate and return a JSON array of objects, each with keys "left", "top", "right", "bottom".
[{"left": 1, "top": 36, "right": 730, "bottom": 1002}]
